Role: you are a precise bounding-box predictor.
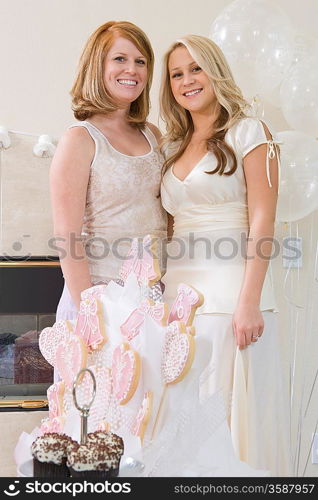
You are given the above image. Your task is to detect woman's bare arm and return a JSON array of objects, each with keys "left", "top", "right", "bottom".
[
  {"left": 233, "top": 124, "right": 278, "bottom": 349},
  {"left": 50, "top": 127, "right": 94, "bottom": 309}
]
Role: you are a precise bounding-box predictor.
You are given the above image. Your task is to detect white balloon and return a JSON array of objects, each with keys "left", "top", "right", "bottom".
[
  {"left": 280, "top": 53, "right": 318, "bottom": 136},
  {"left": 291, "top": 33, "right": 318, "bottom": 66},
  {"left": 259, "top": 33, "right": 318, "bottom": 108},
  {"left": 254, "top": 21, "right": 295, "bottom": 98},
  {"left": 276, "top": 131, "right": 318, "bottom": 222},
  {"left": 209, "top": 0, "right": 295, "bottom": 100},
  {"left": 261, "top": 85, "right": 282, "bottom": 108}
]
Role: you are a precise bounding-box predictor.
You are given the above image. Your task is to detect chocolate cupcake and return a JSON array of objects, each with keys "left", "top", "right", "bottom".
[
  {"left": 67, "top": 442, "right": 121, "bottom": 478},
  {"left": 86, "top": 431, "right": 124, "bottom": 455},
  {"left": 31, "top": 433, "right": 74, "bottom": 477}
]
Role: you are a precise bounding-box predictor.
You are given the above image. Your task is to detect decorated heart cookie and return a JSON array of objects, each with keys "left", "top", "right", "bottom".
[
  {"left": 162, "top": 321, "right": 195, "bottom": 385},
  {"left": 131, "top": 391, "right": 153, "bottom": 442},
  {"left": 75, "top": 296, "right": 107, "bottom": 351},
  {"left": 111, "top": 342, "right": 141, "bottom": 405},
  {"left": 55, "top": 334, "right": 88, "bottom": 387},
  {"left": 120, "top": 299, "right": 168, "bottom": 341},
  {"left": 168, "top": 283, "right": 204, "bottom": 326},
  {"left": 39, "top": 320, "right": 73, "bottom": 366},
  {"left": 47, "top": 381, "right": 65, "bottom": 419},
  {"left": 40, "top": 416, "right": 65, "bottom": 435},
  {"left": 76, "top": 365, "right": 112, "bottom": 427},
  {"left": 119, "top": 234, "right": 161, "bottom": 287}
]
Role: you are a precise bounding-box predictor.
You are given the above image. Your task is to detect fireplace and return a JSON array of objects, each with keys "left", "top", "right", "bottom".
[{"left": 0, "top": 258, "right": 64, "bottom": 398}]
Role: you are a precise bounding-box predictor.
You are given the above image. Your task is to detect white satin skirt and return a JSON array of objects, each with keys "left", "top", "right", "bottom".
[{"left": 189, "top": 312, "right": 291, "bottom": 476}]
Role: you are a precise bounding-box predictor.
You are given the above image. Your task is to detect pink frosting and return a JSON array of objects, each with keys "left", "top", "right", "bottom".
[
  {"left": 55, "top": 334, "right": 87, "bottom": 387},
  {"left": 81, "top": 285, "right": 108, "bottom": 300},
  {"left": 39, "top": 320, "right": 72, "bottom": 366},
  {"left": 111, "top": 343, "right": 140, "bottom": 404},
  {"left": 119, "top": 235, "right": 161, "bottom": 286},
  {"left": 77, "top": 365, "right": 112, "bottom": 426},
  {"left": 168, "top": 283, "right": 203, "bottom": 326},
  {"left": 40, "top": 416, "right": 65, "bottom": 435},
  {"left": 161, "top": 321, "right": 194, "bottom": 385},
  {"left": 131, "top": 391, "right": 152, "bottom": 438},
  {"left": 75, "top": 297, "right": 106, "bottom": 351},
  {"left": 120, "top": 299, "right": 167, "bottom": 341},
  {"left": 47, "top": 381, "right": 65, "bottom": 419}
]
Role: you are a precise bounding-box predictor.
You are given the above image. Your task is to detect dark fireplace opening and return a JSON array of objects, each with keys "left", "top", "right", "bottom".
[{"left": 0, "top": 258, "right": 64, "bottom": 398}]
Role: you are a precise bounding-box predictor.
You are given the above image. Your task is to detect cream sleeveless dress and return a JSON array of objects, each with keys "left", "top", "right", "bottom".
[
  {"left": 160, "top": 118, "right": 291, "bottom": 476},
  {"left": 56, "top": 120, "right": 167, "bottom": 320}
]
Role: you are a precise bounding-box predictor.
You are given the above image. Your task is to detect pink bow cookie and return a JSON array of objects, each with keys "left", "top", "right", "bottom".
[
  {"left": 119, "top": 234, "right": 161, "bottom": 287},
  {"left": 75, "top": 296, "right": 107, "bottom": 351},
  {"left": 120, "top": 299, "right": 168, "bottom": 341}
]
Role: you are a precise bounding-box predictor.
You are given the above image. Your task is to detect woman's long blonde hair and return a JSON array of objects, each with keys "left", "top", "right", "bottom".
[
  {"left": 160, "top": 35, "right": 249, "bottom": 175},
  {"left": 71, "top": 21, "right": 154, "bottom": 128}
]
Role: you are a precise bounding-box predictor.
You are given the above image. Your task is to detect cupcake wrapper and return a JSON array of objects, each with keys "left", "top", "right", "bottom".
[
  {"left": 33, "top": 458, "right": 70, "bottom": 478},
  {"left": 69, "top": 467, "right": 119, "bottom": 478}
]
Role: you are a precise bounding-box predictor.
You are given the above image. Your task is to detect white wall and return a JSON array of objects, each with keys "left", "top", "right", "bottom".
[
  {"left": 1, "top": 0, "right": 318, "bottom": 477},
  {"left": 1, "top": 0, "right": 317, "bottom": 137}
]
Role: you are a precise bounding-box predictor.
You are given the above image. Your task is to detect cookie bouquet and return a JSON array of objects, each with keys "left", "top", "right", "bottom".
[{"left": 37, "top": 234, "right": 205, "bottom": 465}]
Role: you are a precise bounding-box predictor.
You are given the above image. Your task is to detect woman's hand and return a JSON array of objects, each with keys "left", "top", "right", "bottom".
[{"left": 232, "top": 302, "right": 264, "bottom": 350}]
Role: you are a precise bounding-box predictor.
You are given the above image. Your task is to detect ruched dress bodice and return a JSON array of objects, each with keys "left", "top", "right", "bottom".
[{"left": 161, "top": 117, "right": 279, "bottom": 313}]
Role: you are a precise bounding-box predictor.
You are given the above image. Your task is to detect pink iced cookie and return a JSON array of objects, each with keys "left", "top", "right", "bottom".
[
  {"left": 119, "top": 234, "right": 161, "bottom": 287},
  {"left": 39, "top": 320, "right": 73, "bottom": 366},
  {"left": 120, "top": 299, "right": 168, "bottom": 341},
  {"left": 75, "top": 296, "right": 107, "bottom": 351},
  {"left": 131, "top": 391, "right": 153, "bottom": 443},
  {"left": 47, "top": 381, "right": 65, "bottom": 419},
  {"left": 55, "top": 334, "right": 88, "bottom": 387},
  {"left": 77, "top": 365, "right": 112, "bottom": 426},
  {"left": 111, "top": 342, "right": 141, "bottom": 405},
  {"left": 168, "top": 283, "right": 204, "bottom": 326},
  {"left": 40, "top": 416, "right": 65, "bottom": 435},
  {"left": 162, "top": 321, "right": 195, "bottom": 385}
]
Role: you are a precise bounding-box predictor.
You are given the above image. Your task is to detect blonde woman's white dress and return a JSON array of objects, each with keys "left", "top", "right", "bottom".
[{"left": 161, "top": 117, "right": 291, "bottom": 476}]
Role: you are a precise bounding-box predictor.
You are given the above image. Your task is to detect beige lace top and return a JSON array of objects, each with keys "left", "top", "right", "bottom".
[{"left": 70, "top": 121, "right": 167, "bottom": 282}]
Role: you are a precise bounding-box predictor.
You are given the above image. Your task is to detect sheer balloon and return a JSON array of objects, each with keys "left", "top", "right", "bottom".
[
  {"left": 280, "top": 53, "right": 318, "bottom": 136},
  {"left": 290, "top": 33, "right": 318, "bottom": 66},
  {"left": 209, "top": 0, "right": 295, "bottom": 100},
  {"left": 260, "top": 34, "right": 318, "bottom": 108},
  {"left": 276, "top": 131, "right": 318, "bottom": 222}
]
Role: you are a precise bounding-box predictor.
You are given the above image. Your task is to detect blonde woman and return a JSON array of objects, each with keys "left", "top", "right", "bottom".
[
  {"left": 160, "top": 35, "right": 290, "bottom": 475},
  {"left": 51, "top": 21, "right": 166, "bottom": 319}
]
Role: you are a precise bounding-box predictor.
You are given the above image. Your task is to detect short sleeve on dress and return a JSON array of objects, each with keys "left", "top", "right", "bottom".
[
  {"left": 234, "top": 118, "right": 281, "bottom": 190},
  {"left": 236, "top": 118, "right": 270, "bottom": 157}
]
